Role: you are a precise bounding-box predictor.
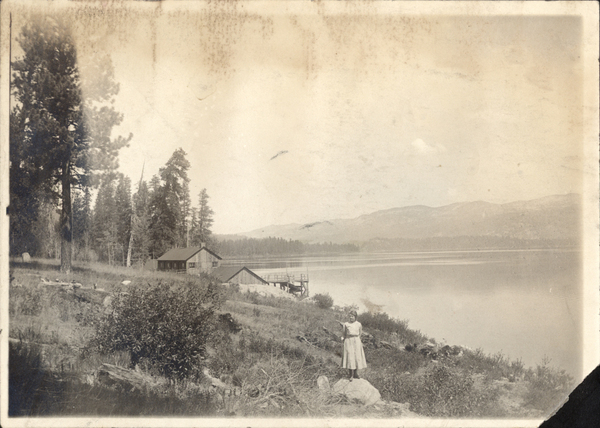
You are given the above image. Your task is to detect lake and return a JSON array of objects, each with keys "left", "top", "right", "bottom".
[{"left": 223, "top": 249, "right": 583, "bottom": 378}]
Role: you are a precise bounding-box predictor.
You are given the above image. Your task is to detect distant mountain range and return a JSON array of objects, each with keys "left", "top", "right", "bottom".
[{"left": 234, "top": 194, "right": 581, "bottom": 246}]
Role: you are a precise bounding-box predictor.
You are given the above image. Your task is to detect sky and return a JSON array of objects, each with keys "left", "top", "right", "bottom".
[{"left": 7, "top": 2, "right": 591, "bottom": 234}]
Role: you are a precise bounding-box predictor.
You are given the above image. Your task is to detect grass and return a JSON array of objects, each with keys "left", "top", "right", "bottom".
[{"left": 8, "top": 258, "right": 575, "bottom": 418}]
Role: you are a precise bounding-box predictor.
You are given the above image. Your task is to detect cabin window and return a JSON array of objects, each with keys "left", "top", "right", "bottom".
[
  {"left": 167, "top": 262, "right": 172, "bottom": 269},
  {"left": 180, "top": 262, "right": 185, "bottom": 269},
  {"left": 212, "top": 261, "right": 218, "bottom": 267},
  {"left": 188, "top": 262, "right": 196, "bottom": 268}
]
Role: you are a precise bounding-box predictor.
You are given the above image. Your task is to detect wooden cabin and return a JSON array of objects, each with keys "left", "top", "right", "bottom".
[
  {"left": 157, "top": 246, "right": 222, "bottom": 275},
  {"left": 211, "top": 266, "right": 269, "bottom": 285}
]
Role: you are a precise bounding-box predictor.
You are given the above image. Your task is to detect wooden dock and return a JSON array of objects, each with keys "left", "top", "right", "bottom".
[{"left": 263, "top": 273, "right": 309, "bottom": 297}]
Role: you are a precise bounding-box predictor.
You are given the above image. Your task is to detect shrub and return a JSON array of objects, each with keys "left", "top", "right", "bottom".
[
  {"left": 313, "top": 293, "right": 333, "bottom": 310},
  {"left": 524, "top": 358, "right": 573, "bottom": 413},
  {"left": 91, "top": 278, "right": 224, "bottom": 380},
  {"left": 368, "top": 347, "right": 425, "bottom": 375},
  {"left": 358, "top": 311, "right": 427, "bottom": 345},
  {"left": 372, "top": 363, "right": 499, "bottom": 417}
]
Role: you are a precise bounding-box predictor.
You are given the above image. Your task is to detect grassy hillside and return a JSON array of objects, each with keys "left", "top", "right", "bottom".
[{"left": 9, "top": 259, "right": 573, "bottom": 418}]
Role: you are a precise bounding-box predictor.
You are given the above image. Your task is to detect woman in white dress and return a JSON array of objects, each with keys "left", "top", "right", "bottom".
[{"left": 339, "top": 310, "right": 367, "bottom": 380}]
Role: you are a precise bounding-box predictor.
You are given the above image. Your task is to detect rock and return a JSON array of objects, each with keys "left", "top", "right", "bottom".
[
  {"left": 121, "top": 280, "right": 132, "bottom": 286},
  {"left": 103, "top": 295, "right": 113, "bottom": 307},
  {"left": 317, "top": 375, "right": 330, "bottom": 392},
  {"left": 333, "top": 378, "right": 381, "bottom": 406},
  {"left": 21, "top": 252, "right": 31, "bottom": 262}
]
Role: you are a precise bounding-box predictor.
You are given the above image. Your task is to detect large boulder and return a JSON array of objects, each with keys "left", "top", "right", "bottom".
[{"left": 333, "top": 378, "right": 381, "bottom": 406}]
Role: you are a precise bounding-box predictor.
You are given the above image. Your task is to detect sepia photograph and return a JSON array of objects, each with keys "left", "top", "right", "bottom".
[{"left": 1, "top": 1, "right": 598, "bottom": 427}]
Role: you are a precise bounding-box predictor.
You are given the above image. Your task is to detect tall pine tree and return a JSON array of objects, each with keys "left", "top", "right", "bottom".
[
  {"left": 191, "top": 188, "right": 214, "bottom": 247},
  {"left": 92, "top": 177, "right": 118, "bottom": 264},
  {"left": 132, "top": 179, "right": 151, "bottom": 265},
  {"left": 10, "top": 15, "right": 131, "bottom": 272},
  {"left": 72, "top": 186, "right": 92, "bottom": 261},
  {"left": 148, "top": 149, "right": 191, "bottom": 256}
]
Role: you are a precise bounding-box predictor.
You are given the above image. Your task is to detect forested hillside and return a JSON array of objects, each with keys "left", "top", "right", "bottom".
[{"left": 215, "top": 236, "right": 359, "bottom": 258}]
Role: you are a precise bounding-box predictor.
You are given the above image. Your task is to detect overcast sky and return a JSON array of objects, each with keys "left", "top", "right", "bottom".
[{"left": 9, "top": 2, "right": 590, "bottom": 234}]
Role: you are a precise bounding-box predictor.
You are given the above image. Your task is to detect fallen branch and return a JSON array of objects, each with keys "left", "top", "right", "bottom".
[
  {"left": 322, "top": 326, "right": 342, "bottom": 342},
  {"left": 296, "top": 335, "right": 318, "bottom": 348}
]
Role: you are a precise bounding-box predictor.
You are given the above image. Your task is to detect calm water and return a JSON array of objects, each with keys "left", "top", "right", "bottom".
[{"left": 223, "top": 249, "right": 583, "bottom": 377}]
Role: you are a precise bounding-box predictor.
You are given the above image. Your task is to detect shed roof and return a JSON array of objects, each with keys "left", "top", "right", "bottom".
[
  {"left": 211, "top": 266, "right": 268, "bottom": 284},
  {"left": 158, "top": 246, "right": 222, "bottom": 261}
]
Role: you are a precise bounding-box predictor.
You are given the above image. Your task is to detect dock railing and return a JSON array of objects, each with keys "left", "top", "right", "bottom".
[{"left": 263, "top": 272, "right": 309, "bottom": 297}]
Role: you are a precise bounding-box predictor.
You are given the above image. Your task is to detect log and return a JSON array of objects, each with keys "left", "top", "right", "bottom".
[{"left": 97, "top": 363, "right": 156, "bottom": 392}]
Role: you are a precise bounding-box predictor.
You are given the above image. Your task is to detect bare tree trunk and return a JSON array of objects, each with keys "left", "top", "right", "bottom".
[
  {"left": 126, "top": 215, "right": 134, "bottom": 267},
  {"left": 60, "top": 163, "right": 72, "bottom": 273}
]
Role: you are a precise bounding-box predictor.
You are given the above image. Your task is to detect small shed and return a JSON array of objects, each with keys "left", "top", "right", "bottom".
[
  {"left": 157, "top": 246, "right": 222, "bottom": 275},
  {"left": 211, "top": 266, "right": 268, "bottom": 285}
]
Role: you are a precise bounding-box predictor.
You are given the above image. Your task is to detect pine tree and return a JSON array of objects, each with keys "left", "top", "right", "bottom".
[
  {"left": 92, "top": 177, "right": 118, "bottom": 264},
  {"left": 194, "top": 188, "right": 214, "bottom": 247},
  {"left": 148, "top": 149, "right": 191, "bottom": 256},
  {"left": 132, "top": 179, "right": 151, "bottom": 265},
  {"left": 72, "top": 186, "right": 92, "bottom": 261},
  {"left": 10, "top": 15, "right": 131, "bottom": 272}
]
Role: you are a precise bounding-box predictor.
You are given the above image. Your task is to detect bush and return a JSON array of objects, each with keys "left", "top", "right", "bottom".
[
  {"left": 524, "top": 358, "right": 573, "bottom": 412},
  {"left": 91, "top": 278, "right": 224, "bottom": 380},
  {"left": 371, "top": 363, "right": 499, "bottom": 417},
  {"left": 367, "top": 347, "right": 425, "bottom": 375},
  {"left": 313, "top": 293, "right": 333, "bottom": 310},
  {"left": 357, "top": 311, "right": 427, "bottom": 345}
]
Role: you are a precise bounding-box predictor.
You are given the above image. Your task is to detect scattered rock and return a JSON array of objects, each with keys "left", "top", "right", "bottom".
[
  {"left": 121, "top": 280, "right": 131, "bottom": 286},
  {"left": 333, "top": 378, "right": 381, "bottom": 406},
  {"left": 317, "top": 375, "right": 330, "bottom": 392},
  {"left": 405, "top": 342, "right": 466, "bottom": 360},
  {"left": 21, "top": 252, "right": 31, "bottom": 262}
]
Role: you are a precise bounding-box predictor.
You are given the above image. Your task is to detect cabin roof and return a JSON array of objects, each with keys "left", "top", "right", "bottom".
[
  {"left": 211, "top": 266, "right": 268, "bottom": 284},
  {"left": 158, "top": 246, "right": 222, "bottom": 262}
]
